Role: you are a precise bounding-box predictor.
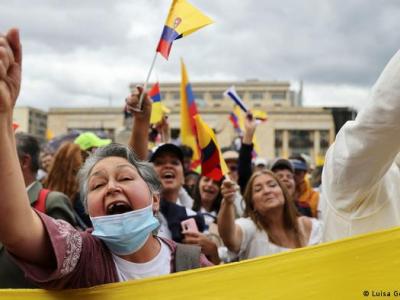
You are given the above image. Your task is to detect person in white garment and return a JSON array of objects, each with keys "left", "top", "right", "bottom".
[{"left": 322, "top": 48, "right": 400, "bottom": 241}]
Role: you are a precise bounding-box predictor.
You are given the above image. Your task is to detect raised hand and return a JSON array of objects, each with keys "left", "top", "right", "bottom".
[
  {"left": 221, "top": 179, "right": 239, "bottom": 204},
  {"left": 242, "top": 111, "right": 257, "bottom": 144},
  {"left": 125, "top": 86, "right": 152, "bottom": 121},
  {"left": 0, "top": 28, "right": 22, "bottom": 116}
]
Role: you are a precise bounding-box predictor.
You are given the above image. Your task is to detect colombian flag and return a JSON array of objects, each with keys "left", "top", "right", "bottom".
[
  {"left": 156, "top": 0, "right": 213, "bottom": 60},
  {"left": 224, "top": 86, "right": 248, "bottom": 113},
  {"left": 252, "top": 109, "right": 268, "bottom": 122},
  {"left": 194, "top": 115, "right": 228, "bottom": 181},
  {"left": 149, "top": 83, "right": 170, "bottom": 124},
  {"left": 180, "top": 59, "right": 201, "bottom": 167},
  {"left": 229, "top": 111, "right": 242, "bottom": 134},
  {"left": 231, "top": 105, "right": 262, "bottom": 157}
]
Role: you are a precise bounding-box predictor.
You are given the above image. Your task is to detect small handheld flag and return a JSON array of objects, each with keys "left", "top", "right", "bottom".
[
  {"left": 157, "top": 0, "right": 213, "bottom": 60},
  {"left": 224, "top": 86, "right": 248, "bottom": 113},
  {"left": 229, "top": 111, "right": 242, "bottom": 134},
  {"left": 149, "top": 83, "right": 170, "bottom": 124},
  {"left": 252, "top": 109, "right": 268, "bottom": 122},
  {"left": 194, "top": 115, "right": 229, "bottom": 181},
  {"left": 137, "top": 0, "right": 213, "bottom": 111}
]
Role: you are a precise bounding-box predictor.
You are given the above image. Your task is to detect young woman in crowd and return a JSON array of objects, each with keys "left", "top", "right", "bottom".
[
  {"left": 192, "top": 175, "right": 223, "bottom": 227},
  {"left": 43, "top": 142, "right": 92, "bottom": 229},
  {"left": 0, "top": 28, "right": 212, "bottom": 289},
  {"left": 218, "top": 170, "right": 322, "bottom": 260}
]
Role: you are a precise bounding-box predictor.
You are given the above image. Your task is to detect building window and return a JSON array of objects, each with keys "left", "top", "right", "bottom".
[
  {"left": 319, "top": 130, "right": 330, "bottom": 155},
  {"left": 237, "top": 92, "right": 245, "bottom": 100},
  {"left": 274, "top": 130, "right": 283, "bottom": 157},
  {"left": 172, "top": 92, "right": 180, "bottom": 100},
  {"left": 194, "top": 92, "right": 204, "bottom": 101},
  {"left": 211, "top": 92, "right": 223, "bottom": 101},
  {"left": 271, "top": 92, "right": 286, "bottom": 101},
  {"left": 250, "top": 92, "right": 263, "bottom": 100},
  {"left": 289, "top": 130, "right": 313, "bottom": 156}
]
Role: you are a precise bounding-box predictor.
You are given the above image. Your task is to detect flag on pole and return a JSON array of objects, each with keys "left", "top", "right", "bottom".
[
  {"left": 224, "top": 86, "right": 248, "bottom": 113},
  {"left": 156, "top": 0, "right": 213, "bottom": 60},
  {"left": 180, "top": 59, "right": 201, "bottom": 165},
  {"left": 229, "top": 111, "right": 242, "bottom": 134},
  {"left": 149, "top": 83, "right": 170, "bottom": 124},
  {"left": 231, "top": 105, "right": 261, "bottom": 157},
  {"left": 194, "top": 115, "right": 229, "bottom": 181},
  {"left": 252, "top": 109, "right": 268, "bottom": 122}
]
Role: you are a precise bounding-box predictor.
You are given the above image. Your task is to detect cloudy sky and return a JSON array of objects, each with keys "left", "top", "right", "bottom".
[{"left": 1, "top": 0, "right": 399, "bottom": 111}]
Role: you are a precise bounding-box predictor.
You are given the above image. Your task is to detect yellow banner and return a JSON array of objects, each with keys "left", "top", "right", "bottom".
[{"left": 2, "top": 226, "right": 400, "bottom": 299}]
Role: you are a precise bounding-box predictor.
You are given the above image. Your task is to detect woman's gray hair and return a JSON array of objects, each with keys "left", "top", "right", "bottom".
[{"left": 78, "top": 143, "right": 161, "bottom": 210}]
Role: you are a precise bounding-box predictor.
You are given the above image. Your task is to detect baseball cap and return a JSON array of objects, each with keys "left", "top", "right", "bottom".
[
  {"left": 270, "top": 158, "right": 294, "bottom": 173},
  {"left": 289, "top": 159, "right": 308, "bottom": 171},
  {"left": 253, "top": 157, "right": 267, "bottom": 167},
  {"left": 74, "top": 132, "right": 111, "bottom": 151},
  {"left": 149, "top": 143, "right": 184, "bottom": 164},
  {"left": 222, "top": 150, "right": 239, "bottom": 161}
]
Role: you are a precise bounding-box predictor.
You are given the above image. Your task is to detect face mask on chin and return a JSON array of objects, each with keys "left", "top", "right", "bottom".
[{"left": 90, "top": 203, "right": 160, "bottom": 256}]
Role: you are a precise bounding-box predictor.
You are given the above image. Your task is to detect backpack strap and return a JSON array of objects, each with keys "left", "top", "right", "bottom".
[
  {"left": 33, "top": 188, "right": 50, "bottom": 213},
  {"left": 174, "top": 243, "right": 201, "bottom": 272}
]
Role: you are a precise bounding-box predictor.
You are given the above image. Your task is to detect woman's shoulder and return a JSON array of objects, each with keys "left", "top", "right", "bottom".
[{"left": 298, "top": 216, "right": 323, "bottom": 245}]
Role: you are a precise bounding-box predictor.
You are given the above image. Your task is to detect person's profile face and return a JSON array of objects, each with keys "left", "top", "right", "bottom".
[{"left": 274, "top": 169, "right": 295, "bottom": 197}]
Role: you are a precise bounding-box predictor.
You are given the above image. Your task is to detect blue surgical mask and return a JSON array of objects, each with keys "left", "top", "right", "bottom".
[{"left": 90, "top": 204, "right": 160, "bottom": 255}]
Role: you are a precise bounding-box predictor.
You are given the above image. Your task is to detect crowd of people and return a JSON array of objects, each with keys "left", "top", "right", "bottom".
[{"left": 1, "top": 27, "right": 400, "bottom": 290}]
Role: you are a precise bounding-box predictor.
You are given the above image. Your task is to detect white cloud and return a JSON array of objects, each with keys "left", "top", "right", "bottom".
[{"left": 1, "top": 0, "right": 399, "bottom": 111}]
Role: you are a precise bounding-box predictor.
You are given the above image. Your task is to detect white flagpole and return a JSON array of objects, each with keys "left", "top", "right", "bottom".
[{"left": 132, "top": 52, "right": 158, "bottom": 112}]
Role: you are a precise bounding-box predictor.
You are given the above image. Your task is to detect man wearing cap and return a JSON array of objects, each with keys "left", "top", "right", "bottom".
[
  {"left": 270, "top": 158, "right": 313, "bottom": 217},
  {"left": 222, "top": 150, "right": 240, "bottom": 183},
  {"left": 253, "top": 157, "right": 267, "bottom": 172},
  {"left": 74, "top": 132, "right": 111, "bottom": 153},
  {"left": 289, "top": 157, "right": 319, "bottom": 218}
]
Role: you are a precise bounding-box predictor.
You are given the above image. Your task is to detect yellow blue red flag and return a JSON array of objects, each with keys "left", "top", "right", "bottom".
[
  {"left": 156, "top": 0, "right": 213, "bottom": 59},
  {"left": 231, "top": 105, "right": 262, "bottom": 156},
  {"left": 180, "top": 59, "right": 201, "bottom": 167},
  {"left": 149, "top": 83, "right": 170, "bottom": 124},
  {"left": 194, "top": 115, "right": 228, "bottom": 181}
]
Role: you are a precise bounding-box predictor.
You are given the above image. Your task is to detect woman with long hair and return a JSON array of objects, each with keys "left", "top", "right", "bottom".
[
  {"left": 192, "top": 175, "right": 223, "bottom": 227},
  {"left": 43, "top": 142, "right": 91, "bottom": 228},
  {"left": 218, "top": 169, "right": 322, "bottom": 260}
]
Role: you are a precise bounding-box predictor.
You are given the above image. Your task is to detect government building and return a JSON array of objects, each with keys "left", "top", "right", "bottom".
[{"left": 16, "top": 80, "right": 354, "bottom": 165}]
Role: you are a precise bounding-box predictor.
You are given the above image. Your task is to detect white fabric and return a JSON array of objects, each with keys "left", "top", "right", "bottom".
[
  {"left": 235, "top": 217, "right": 322, "bottom": 260},
  {"left": 177, "top": 187, "right": 194, "bottom": 209},
  {"left": 200, "top": 207, "right": 217, "bottom": 229},
  {"left": 157, "top": 213, "right": 172, "bottom": 240},
  {"left": 233, "top": 191, "right": 244, "bottom": 217},
  {"left": 112, "top": 237, "right": 171, "bottom": 281},
  {"left": 322, "top": 49, "right": 400, "bottom": 242}
]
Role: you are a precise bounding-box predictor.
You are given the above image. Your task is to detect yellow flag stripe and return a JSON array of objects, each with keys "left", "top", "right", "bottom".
[{"left": 165, "top": 0, "right": 213, "bottom": 36}]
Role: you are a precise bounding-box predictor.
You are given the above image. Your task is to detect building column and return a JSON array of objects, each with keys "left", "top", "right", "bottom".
[
  {"left": 282, "top": 130, "right": 289, "bottom": 158},
  {"left": 313, "top": 130, "right": 320, "bottom": 164}
]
